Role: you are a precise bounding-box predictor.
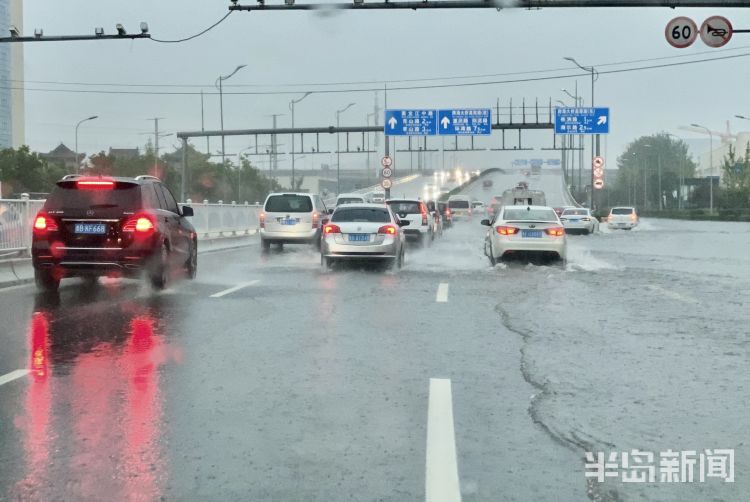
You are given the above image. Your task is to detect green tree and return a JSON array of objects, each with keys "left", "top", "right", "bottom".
[
  {"left": 720, "top": 143, "right": 750, "bottom": 208},
  {"left": 613, "top": 133, "right": 696, "bottom": 210},
  {"left": 0, "top": 146, "right": 65, "bottom": 196}
]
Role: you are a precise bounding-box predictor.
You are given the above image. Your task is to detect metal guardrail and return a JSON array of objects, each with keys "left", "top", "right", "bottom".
[
  {"left": 0, "top": 197, "right": 45, "bottom": 257},
  {"left": 0, "top": 196, "right": 262, "bottom": 258}
]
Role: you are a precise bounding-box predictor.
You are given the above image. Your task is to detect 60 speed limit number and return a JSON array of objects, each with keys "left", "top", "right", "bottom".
[{"left": 666, "top": 17, "right": 698, "bottom": 48}]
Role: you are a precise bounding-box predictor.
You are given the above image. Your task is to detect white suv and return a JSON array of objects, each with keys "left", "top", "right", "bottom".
[
  {"left": 260, "top": 193, "right": 329, "bottom": 251},
  {"left": 386, "top": 199, "right": 433, "bottom": 246},
  {"left": 607, "top": 206, "right": 639, "bottom": 230}
]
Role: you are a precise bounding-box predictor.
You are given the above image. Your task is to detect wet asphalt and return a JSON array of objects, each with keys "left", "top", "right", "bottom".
[{"left": 0, "top": 171, "right": 747, "bottom": 502}]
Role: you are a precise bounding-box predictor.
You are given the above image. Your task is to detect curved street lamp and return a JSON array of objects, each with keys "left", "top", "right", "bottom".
[{"left": 75, "top": 115, "right": 98, "bottom": 173}]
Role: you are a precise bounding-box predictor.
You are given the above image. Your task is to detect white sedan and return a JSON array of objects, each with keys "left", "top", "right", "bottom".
[
  {"left": 482, "top": 205, "right": 567, "bottom": 265},
  {"left": 559, "top": 207, "right": 599, "bottom": 235}
]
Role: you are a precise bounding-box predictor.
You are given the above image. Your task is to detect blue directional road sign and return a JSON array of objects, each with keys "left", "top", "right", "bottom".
[
  {"left": 437, "top": 108, "right": 491, "bottom": 136},
  {"left": 384, "top": 109, "right": 437, "bottom": 136},
  {"left": 555, "top": 107, "right": 610, "bottom": 135}
]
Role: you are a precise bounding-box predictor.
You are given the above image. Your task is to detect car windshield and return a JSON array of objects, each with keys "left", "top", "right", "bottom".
[
  {"left": 265, "top": 195, "right": 313, "bottom": 212},
  {"left": 44, "top": 184, "right": 140, "bottom": 211},
  {"left": 331, "top": 208, "right": 390, "bottom": 223},
  {"left": 448, "top": 200, "right": 470, "bottom": 208},
  {"left": 387, "top": 201, "right": 421, "bottom": 214},
  {"left": 337, "top": 197, "right": 364, "bottom": 205},
  {"left": 562, "top": 209, "right": 588, "bottom": 216},
  {"left": 611, "top": 208, "right": 635, "bottom": 215},
  {"left": 503, "top": 208, "right": 558, "bottom": 221}
]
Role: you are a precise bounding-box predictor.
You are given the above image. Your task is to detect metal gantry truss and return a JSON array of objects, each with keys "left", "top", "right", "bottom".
[
  {"left": 229, "top": 0, "right": 750, "bottom": 12},
  {"left": 175, "top": 99, "right": 587, "bottom": 199}
]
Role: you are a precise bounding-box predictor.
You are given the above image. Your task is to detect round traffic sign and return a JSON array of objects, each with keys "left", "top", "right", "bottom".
[
  {"left": 382, "top": 167, "right": 393, "bottom": 178},
  {"left": 665, "top": 16, "right": 698, "bottom": 49},
  {"left": 593, "top": 167, "right": 604, "bottom": 178},
  {"left": 381, "top": 178, "right": 393, "bottom": 190},
  {"left": 592, "top": 156, "right": 605, "bottom": 169},
  {"left": 593, "top": 179, "right": 605, "bottom": 190},
  {"left": 381, "top": 156, "right": 393, "bottom": 168},
  {"left": 700, "top": 16, "right": 733, "bottom": 48}
]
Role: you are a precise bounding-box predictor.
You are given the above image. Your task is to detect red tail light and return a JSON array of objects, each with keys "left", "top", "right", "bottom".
[
  {"left": 377, "top": 224, "right": 397, "bottom": 235},
  {"left": 323, "top": 224, "right": 341, "bottom": 234},
  {"left": 312, "top": 211, "right": 320, "bottom": 228},
  {"left": 123, "top": 214, "right": 155, "bottom": 235},
  {"left": 445, "top": 208, "right": 451, "bottom": 216},
  {"left": 545, "top": 227, "right": 565, "bottom": 236},
  {"left": 259, "top": 212, "right": 266, "bottom": 229},
  {"left": 33, "top": 213, "right": 58, "bottom": 233},
  {"left": 76, "top": 179, "right": 114, "bottom": 190},
  {"left": 496, "top": 226, "right": 519, "bottom": 235}
]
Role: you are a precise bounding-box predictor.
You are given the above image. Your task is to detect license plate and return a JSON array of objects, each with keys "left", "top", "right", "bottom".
[
  {"left": 74, "top": 223, "right": 107, "bottom": 234},
  {"left": 521, "top": 229, "right": 542, "bottom": 238},
  {"left": 280, "top": 218, "right": 298, "bottom": 226},
  {"left": 348, "top": 234, "right": 369, "bottom": 242}
]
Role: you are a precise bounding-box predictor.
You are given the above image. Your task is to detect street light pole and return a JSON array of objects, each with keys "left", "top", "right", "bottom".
[
  {"left": 74, "top": 115, "right": 98, "bottom": 173},
  {"left": 216, "top": 64, "right": 247, "bottom": 170},
  {"left": 691, "top": 123, "right": 714, "bottom": 213},
  {"left": 289, "top": 92, "right": 312, "bottom": 191},
  {"left": 564, "top": 57, "right": 597, "bottom": 208},
  {"left": 335, "top": 102, "right": 355, "bottom": 194}
]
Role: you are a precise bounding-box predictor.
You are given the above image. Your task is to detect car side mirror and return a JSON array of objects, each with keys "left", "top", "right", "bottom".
[
  {"left": 398, "top": 219, "right": 410, "bottom": 227},
  {"left": 181, "top": 205, "right": 194, "bottom": 217},
  {"left": 327, "top": 208, "right": 334, "bottom": 215},
  {"left": 480, "top": 219, "right": 491, "bottom": 226}
]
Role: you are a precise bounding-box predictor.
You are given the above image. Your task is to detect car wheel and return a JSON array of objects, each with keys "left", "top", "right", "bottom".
[
  {"left": 486, "top": 242, "right": 497, "bottom": 266},
  {"left": 149, "top": 242, "right": 169, "bottom": 290},
  {"left": 186, "top": 240, "right": 198, "bottom": 280},
  {"left": 261, "top": 239, "right": 271, "bottom": 253},
  {"left": 396, "top": 249, "right": 403, "bottom": 269},
  {"left": 583, "top": 229, "right": 590, "bottom": 235},
  {"left": 35, "top": 269, "right": 60, "bottom": 292},
  {"left": 276, "top": 242, "right": 284, "bottom": 251}
]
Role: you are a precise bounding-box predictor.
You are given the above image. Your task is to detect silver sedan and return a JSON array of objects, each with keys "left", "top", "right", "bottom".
[{"left": 321, "top": 204, "right": 407, "bottom": 269}]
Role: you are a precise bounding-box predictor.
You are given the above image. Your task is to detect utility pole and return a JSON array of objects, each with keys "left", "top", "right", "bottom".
[
  {"left": 289, "top": 92, "right": 312, "bottom": 190},
  {"left": 201, "top": 90, "right": 209, "bottom": 154},
  {"left": 148, "top": 117, "right": 165, "bottom": 174}
]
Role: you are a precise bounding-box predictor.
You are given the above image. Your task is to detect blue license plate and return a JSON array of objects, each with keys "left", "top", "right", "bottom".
[
  {"left": 280, "top": 218, "right": 298, "bottom": 226},
  {"left": 348, "top": 234, "right": 369, "bottom": 242},
  {"left": 521, "top": 229, "right": 542, "bottom": 238},
  {"left": 74, "top": 223, "right": 107, "bottom": 234}
]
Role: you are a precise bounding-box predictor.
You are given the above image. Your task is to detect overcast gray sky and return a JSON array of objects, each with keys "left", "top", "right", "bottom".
[{"left": 20, "top": 1, "right": 750, "bottom": 170}]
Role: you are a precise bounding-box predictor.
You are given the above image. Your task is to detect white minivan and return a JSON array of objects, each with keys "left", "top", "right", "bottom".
[{"left": 260, "top": 193, "right": 329, "bottom": 251}]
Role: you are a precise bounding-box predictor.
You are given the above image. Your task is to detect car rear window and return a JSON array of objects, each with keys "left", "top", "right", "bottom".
[
  {"left": 611, "top": 208, "right": 634, "bottom": 215},
  {"left": 503, "top": 208, "right": 558, "bottom": 221},
  {"left": 448, "top": 200, "right": 470, "bottom": 209},
  {"left": 265, "top": 195, "right": 313, "bottom": 213},
  {"left": 563, "top": 209, "right": 588, "bottom": 216},
  {"left": 337, "top": 197, "right": 364, "bottom": 205},
  {"left": 44, "top": 183, "right": 140, "bottom": 211},
  {"left": 332, "top": 208, "right": 390, "bottom": 223},
  {"left": 388, "top": 201, "right": 421, "bottom": 214}
]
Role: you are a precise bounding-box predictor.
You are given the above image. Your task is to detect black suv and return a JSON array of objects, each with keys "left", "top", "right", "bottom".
[{"left": 32, "top": 175, "right": 197, "bottom": 291}]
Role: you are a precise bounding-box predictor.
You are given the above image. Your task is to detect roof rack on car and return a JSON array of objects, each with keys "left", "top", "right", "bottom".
[
  {"left": 61, "top": 174, "right": 84, "bottom": 181},
  {"left": 134, "top": 175, "right": 160, "bottom": 181}
]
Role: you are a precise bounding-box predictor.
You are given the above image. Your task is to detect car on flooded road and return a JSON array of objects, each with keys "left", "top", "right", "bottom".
[
  {"left": 31, "top": 175, "right": 197, "bottom": 291},
  {"left": 560, "top": 207, "right": 599, "bottom": 235},
  {"left": 320, "top": 203, "right": 406, "bottom": 269},
  {"left": 481, "top": 205, "right": 566, "bottom": 265},
  {"left": 260, "top": 193, "right": 329, "bottom": 252}
]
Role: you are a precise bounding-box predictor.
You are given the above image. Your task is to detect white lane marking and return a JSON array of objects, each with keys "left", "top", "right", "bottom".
[
  {"left": 210, "top": 280, "right": 260, "bottom": 298},
  {"left": 0, "top": 369, "right": 30, "bottom": 387},
  {"left": 436, "top": 283, "right": 450, "bottom": 303},
  {"left": 425, "top": 378, "right": 462, "bottom": 502}
]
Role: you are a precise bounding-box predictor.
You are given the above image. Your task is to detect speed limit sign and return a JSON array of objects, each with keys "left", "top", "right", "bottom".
[
  {"left": 665, "top": 17, "right": 698, "bottom": 48},
  {"left": 382, "top": 167, "right": 393, "bottom": 178}
]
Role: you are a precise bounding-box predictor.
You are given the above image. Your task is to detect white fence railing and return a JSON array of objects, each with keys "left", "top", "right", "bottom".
[
  {"left": 0, "top": 197, "right": 45, "bottom": 257},
  {"left": 0, "top": 196, "right": 261, "bottom": 258}
]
